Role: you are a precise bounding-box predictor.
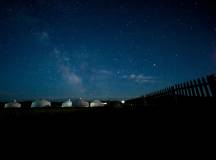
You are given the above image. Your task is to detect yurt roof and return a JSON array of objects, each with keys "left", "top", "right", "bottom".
[
  {"left": 74, "top": 99, "right": 89, "bottom": 107},
  {"left": 31, "top": 99, "right": 51, "bottom": 108},
  {"left": 90, "top": 100, "right": 105, "bottom": 107},
  {"left": 4, "top": 100, "right": 21, "bottom": 108},
  {"left": 62, "top": 99, "right": 73, "bottom": 107}
]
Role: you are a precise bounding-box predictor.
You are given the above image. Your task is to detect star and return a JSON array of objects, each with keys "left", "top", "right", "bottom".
[
  {"left": 7, "top": 8, "right": 13, "bottom": 12},
  {"left": 194, "top": 1, "right": 199, "bottom": 7},
  {"left": 0, "top": 0, "right": 214, "bottom": 100},
  {"left": 143, "top": 19, "right": 148, "bottom": 23},
  {"left": 189, "top": 25, "right": 193, "bottom": 31}
]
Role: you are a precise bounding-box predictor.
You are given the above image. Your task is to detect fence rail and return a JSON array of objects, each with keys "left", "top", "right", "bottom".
[
  {"left": 146, "top": 74, "right": 216, "bottom": 98},
  {"left": 126, "top": 74, "right": 216, "bottom": 106}
]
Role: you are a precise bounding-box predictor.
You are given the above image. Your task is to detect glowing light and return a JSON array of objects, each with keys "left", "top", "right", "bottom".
[{"left": 121, "top": 100, "right": 125, "bottom": 104}]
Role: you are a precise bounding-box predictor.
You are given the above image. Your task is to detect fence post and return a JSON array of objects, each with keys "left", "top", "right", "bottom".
[
  {"left": 190, "top": 80, "right": 196, "bottom": 96},
  {"left": 186, "top": 81, "right": 192, "bottom": 96},
  {"left": 207, "top": 74, "right": 216, "bottom": 97},
  {"left": 197, "top": 78, "right": 205, "bottom": 97},
  {"left": 202, "top": 77, "right": 210, "bottom": 97},
  {"left": 181, "top": 83, "right": 184, "bottom": 96},
  {"left": 179, "top": 84, "right": 183, "bottom": 96},
  {"left": 183, "top": 83, "right": 188, "bottom": 96},
  {"left": 175, "top": 85, "right": 179, "bottom": 96},
  {"left": 194, "top": 80, "right": 200, "bottom": 97},
  {"left": 171, "top": 86, "right": 177, "bottom": 105}
]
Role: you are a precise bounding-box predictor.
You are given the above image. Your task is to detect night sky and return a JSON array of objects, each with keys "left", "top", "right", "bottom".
[{"left": 0, "top": 0, "right": 216, "bottom": 100}]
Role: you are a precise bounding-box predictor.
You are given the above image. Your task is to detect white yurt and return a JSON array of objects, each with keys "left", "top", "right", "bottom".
[
  {"left": 75, "top": 98, "right": 89, "bottom": 107},
  {"left": 31, "top": 99, "right": 51, "bottom": 108},
  {"left": 62, "top": 99, "right": 73, "bottom": 107},
  {"left": 90, "top": 100, "right": 105, "bottom": 107},
  {"left": 4, "top": 100, "right": 21, "bottom": 108}
]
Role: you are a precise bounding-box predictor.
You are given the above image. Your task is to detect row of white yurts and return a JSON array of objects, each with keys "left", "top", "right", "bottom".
[{"left": 3, "top": 98, "right": 110, "bottom": 108}]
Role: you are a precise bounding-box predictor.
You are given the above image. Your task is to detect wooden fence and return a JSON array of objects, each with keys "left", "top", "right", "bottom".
[
  {"left": 126, "top": 74, "right": 216, "bottom": 106},
  {"left": 146, "top": 74, "right": 216, "bottom": 98}
]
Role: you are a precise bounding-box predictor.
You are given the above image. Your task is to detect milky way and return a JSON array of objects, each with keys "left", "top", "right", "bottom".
[{"left": 0, "top": 0, "right": 216, "bottom": 100}]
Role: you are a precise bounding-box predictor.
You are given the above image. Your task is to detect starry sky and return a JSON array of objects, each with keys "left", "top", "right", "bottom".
[{"left": 0, "top": 0, "right": 216, "bottom": 100}]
